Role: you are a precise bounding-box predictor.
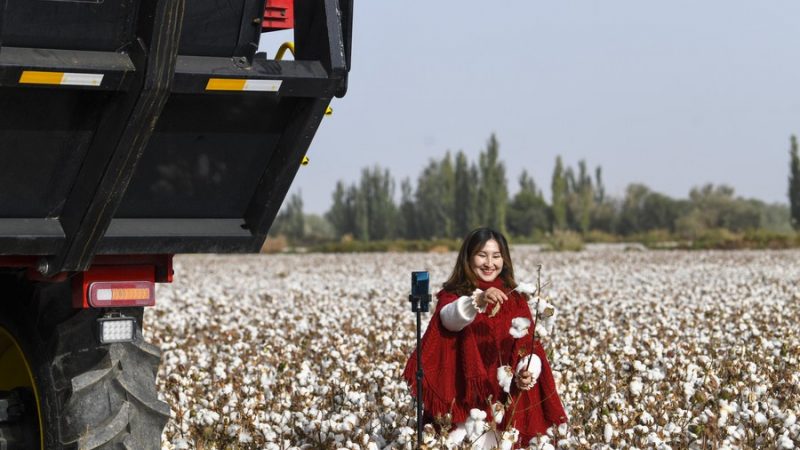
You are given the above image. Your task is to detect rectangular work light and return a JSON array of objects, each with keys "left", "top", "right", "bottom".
[{"left": 97, "top": 315, "right": 136, "bottom": 344}]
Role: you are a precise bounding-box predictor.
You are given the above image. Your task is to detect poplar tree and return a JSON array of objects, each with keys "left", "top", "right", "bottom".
[
  {"left": 272, "top": 191, "right": 305, "bottom": 241},
  {"left": 790, "top": 135, "right": 800, "bottom": 230},
  {"left": 398, "top": 178, "right": 418, "bottom": 239},
  {"left": 577, "top": 160, "right": 593, "bottom": 233},
  {"left": 454, "top": 151, "right": 477, "bottom": 238},
  {"left": 326, "top": 181, "right": 353, "bottom": 238},
  {"left": 352, "top": 185, "right": 369, "bottom": 241},
  {"left": 507, "top": 171, "right": 549, "bottom": 237},
  {"left": 551, "top": 156, "right": 567, "bottom": 230},
  {"left": 439, "top": 152, "right": 456, "bottom": 237},
  {"left": 477, "top": 134, "right": 508, "bottom": 233},
  {"left": 360, "top": 166, "right": 398, "bottom": 240},
  {"left": 416, "top": 157, "right": 453, "bottom": 238}
]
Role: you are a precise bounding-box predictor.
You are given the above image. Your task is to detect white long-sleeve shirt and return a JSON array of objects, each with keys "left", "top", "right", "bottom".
[{"left": 439, "top": 291, "right": 486, "bottom": 332}]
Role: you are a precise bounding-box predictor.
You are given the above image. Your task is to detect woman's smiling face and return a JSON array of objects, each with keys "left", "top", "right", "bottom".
[{"left": 470, "top": 239, "right": 504, "bottom": 283}]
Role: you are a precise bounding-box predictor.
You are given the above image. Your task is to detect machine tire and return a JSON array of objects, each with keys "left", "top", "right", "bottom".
[{"left": 0, "top": 278, "right": 170, "bottom": 450}]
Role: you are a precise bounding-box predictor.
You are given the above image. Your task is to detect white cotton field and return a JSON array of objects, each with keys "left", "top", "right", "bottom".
[{"left": 146, "top": 249, "right": 800, "bottom": 450}]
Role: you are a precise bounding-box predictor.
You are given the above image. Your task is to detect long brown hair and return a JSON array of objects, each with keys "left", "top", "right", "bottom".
[{"left": 442, "top": 227, "right": 517, "bottom": 295}]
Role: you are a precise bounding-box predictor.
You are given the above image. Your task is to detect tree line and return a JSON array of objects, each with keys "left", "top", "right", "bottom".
[{"left": 273, "top": 134, "right": 800, "bottom": 244}]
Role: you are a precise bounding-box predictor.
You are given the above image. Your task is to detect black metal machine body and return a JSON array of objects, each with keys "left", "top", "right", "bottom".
[{"left": 0, "top": 0, "right": 352, "bottom": 276}]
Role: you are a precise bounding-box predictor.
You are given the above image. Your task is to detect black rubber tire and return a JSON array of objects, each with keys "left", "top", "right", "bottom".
[{"left": 0, "top": 276, "right": 170, "bottom": 450}]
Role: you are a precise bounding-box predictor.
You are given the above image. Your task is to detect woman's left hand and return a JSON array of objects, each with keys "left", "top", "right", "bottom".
[{"left": 515, "top": 370, "right": 534, "bottom": 390}]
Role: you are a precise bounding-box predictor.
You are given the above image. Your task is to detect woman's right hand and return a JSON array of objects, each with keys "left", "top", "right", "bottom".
[{"left": 476, "top": 287, "right": 508, "bottom": 309}]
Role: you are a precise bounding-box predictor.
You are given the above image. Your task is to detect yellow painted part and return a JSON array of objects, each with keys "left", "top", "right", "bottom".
[
  {"left": 301, "top": 155, "right": 310, "bottom": 166},
  {"left": 275, "top": 41, "right": 295, "bottom": 61},
  {"left": 325, "top": 106, "right": 333, "bottom": 116},
  {"left": 0, "top": 326, "right": 44, "bottom": 450},
  {"left": 205, "top": 78, "right": 247, "bottom": 91},
  {"left": 19, "top": 71, "right": 64, "bottom": 85}
]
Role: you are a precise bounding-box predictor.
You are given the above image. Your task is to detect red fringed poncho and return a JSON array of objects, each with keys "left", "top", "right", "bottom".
[{"left": 403, "top": 278, "right": 567, "bottom": 444}]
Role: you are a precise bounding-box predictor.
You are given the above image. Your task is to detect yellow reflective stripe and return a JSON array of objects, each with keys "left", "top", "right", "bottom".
[
  {"left": 19, "top": 71, "right": 64, "bottom": 85},
  {"left": 206, "top": 78, "right": 247, "bottom": 91}
]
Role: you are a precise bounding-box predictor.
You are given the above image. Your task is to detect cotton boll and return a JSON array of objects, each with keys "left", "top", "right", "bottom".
[
  {"left": 500, "top": 428, "right": 519, "bottom": 450},
  {"left": 516, "top": 283, "right": 537, "bottom": 295},
  {"left": 497, "top": 366, "right": 514, "bottom": 393},
  {"left": 446, "top": 424, "right": 467, "bottom": 446},
  {"left": 778, "top": 434, "right": 795, "bottom": 449},
  {"left": 492, "top": 402, "right": 505, "bottom": 424},
  {"left": 510, "top": 317, "right": 532, "bottom": 338},
  {"left": 604, "top": 424, "right": 613, "bottom": 443},
  {"left": 630, "top": 378, "right": 644, "bottom": 397},
  {"left": 464, "top": 409, "right": 488, "bottom": 442}
]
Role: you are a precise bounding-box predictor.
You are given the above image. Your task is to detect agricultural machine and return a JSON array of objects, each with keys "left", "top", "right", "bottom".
[{"left": 0, "top": 0, "right": 351, "bottom": 448}]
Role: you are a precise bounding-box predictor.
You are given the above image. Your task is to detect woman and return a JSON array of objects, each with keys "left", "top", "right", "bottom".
[{"left": 403, "top": 228, "right": 567, "bottom": 448}]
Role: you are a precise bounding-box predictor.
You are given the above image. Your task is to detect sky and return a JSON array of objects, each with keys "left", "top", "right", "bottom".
[{"left": 260, "top": 1, "right": 800, "bottom": 214}]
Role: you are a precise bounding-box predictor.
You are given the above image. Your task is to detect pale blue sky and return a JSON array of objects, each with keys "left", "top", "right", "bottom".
[{"left": 260, "top": 1, "right": 800, "bottom": 214}]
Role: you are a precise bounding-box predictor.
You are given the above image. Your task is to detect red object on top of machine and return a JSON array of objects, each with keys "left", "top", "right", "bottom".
[{"left": 263, "top": 0, "right": 294, "bottom": 31}]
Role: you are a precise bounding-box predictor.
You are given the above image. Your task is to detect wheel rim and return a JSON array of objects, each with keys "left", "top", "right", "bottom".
[{"left": 0, "top": 325, "right": 44, "bottom": 450}]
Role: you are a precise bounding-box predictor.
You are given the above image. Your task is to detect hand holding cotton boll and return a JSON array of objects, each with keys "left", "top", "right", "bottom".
[
  {"left": 474, "top": 287, "right": 508, "bottom": 318},
  {"left": 515, "top": 354, "right": 542, "bottom": 391}
]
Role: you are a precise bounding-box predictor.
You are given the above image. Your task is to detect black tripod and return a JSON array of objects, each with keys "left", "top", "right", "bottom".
[{"left": 409, "top": 271, "right": 431, "bottom": 447}]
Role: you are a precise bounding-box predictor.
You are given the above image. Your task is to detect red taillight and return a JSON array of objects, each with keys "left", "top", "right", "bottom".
[
  {"left": 89, "top": 281, "right": 155, "bottom": 308},
  {"left": 73, "top": 265, "right": 156, "bottom": 309}
]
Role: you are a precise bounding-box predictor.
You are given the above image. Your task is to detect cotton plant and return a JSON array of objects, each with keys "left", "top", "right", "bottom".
[{"left": 515, "top": 265, "right": 558, "bottom": 339}]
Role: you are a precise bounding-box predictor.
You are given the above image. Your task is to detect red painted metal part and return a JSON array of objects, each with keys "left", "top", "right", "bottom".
[
  {"left": 0, "top": 254, "right": 173, "bottom": 308},
  {"left": 262, "top": 0, "right": 294, "bottom": 31}
]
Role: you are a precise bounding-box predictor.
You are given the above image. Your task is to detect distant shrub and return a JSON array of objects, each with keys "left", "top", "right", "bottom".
[
  {"left": 741, "top": 229, "right": 798, "bottom": 249},
  {"left": 261, "top": 235, "right": 288, "bottom": 253},
  {"left": 545, "top": 230, "right": 584, "bottom": 252},
  {"left": 689, "top": 228, "right": 741, "bottom": 250},
  {"left": 310, "top": 239, "right": 460, "bottom": 253},
  {"left": 583, "top": 230, "right": 618, "bottom": 243},
  {"left": 627, "top": 229, "right": 677, "bottom": 249}
]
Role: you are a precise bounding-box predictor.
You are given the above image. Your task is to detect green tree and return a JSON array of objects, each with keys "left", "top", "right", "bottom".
[
  {"left": 790, "top": 135, "right": 800, "bottom": 230},
  {"left": 551, "top": 156, "right": 567, "bottom": 230},
  {"left": 359, "top": 166, "right": 398, "bottom": 240},
  {"left": 398, "top": 178, "right": 418, "bottom": 239},
  {"left": 416, "top": 156, "right": 454, "bottom": 238},
  {"left": 271, "top": 191, "right": 305, "bottom": 242},
  {"left": 477, "top": 134, "right": 508, "bottom": 233},
  {"left": 507, "top": 171, "right": 549, "bottom": 237},
  {"left": 352, "top": 185, "right": 369, "bottom": 241},
  {"left": 576, "top": 160, "right": 594, "bottom": 233},
  {"left": 439, "top": 152, "right": 456, "bottom": 237},
  {"left": 617, "top": 183, "right": 651, "bottom": 235},
  {"left": 454, "top": 151, "right": 478, "bottom": 238},
  {"left": 325, "top": 181, "right": 353, "bottom": 238},
  {"left": 594, "top": 166, "right": 605, "bottom": 204}
]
